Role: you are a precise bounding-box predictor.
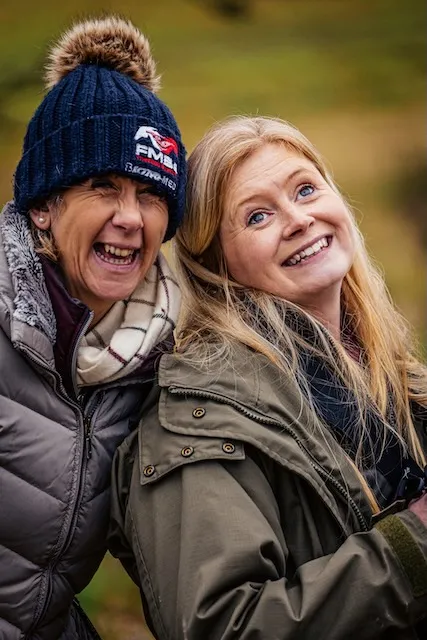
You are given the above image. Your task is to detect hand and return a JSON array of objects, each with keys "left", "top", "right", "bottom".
[{"left": 408, "top": 492, "right": 427, "bottom": 527}]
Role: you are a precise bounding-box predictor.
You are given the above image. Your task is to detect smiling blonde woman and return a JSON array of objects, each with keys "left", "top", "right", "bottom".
[
  {"left": 0, "top": 15, "right": 186, "bottom": 640},
  {"left": 110, "top": 116, "right": 427, "bottom": 639}
]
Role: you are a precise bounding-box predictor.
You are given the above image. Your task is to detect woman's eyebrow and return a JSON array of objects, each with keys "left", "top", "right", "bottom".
[{"left": 234, "top": 167, "right": 311, "bottom": 210}]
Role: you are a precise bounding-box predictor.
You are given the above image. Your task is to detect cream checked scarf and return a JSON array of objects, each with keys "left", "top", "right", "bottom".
[{"left": 76, "top": 253, "right": 180, "bottom": 387}]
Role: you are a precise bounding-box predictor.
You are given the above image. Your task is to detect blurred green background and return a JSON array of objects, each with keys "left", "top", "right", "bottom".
[{"left": 1, "top": 0, "right": 425, "bottom": 637}]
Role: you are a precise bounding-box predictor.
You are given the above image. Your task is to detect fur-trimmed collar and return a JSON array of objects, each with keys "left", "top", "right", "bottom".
[{"left": 0, "top": 201, "right": 56, "bottom": 344}]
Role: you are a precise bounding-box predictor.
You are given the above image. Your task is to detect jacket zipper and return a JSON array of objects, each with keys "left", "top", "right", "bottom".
[
  {"left": 20, "top": 314, "right": 97, "bottom": 635},
  {"left": 21, "top": 327, "right": 152, "bottom": 634},
  {"left": 19, "top": 347, "right": 83, "bottom": 635},
  {"left": 71, "top": 312, "right": 93, "bottom": 399},
  {"left": 168, "top": 385, "right": 369, "bottom": 533},
  {"left": 83, "top": 392, "right": 104, "bottom": 459}
]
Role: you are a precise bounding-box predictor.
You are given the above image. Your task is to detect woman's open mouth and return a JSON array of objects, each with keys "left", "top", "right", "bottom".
[
  {"left": 93, "top": 242, "right": 139, "bottom": 266},
  {"left": 283, "top": 236, "right": 331, "bottom": 267}
]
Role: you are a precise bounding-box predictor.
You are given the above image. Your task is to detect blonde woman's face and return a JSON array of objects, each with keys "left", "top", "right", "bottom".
[{"left": 220, "top": 144, "right": 356, "bottom": 316}]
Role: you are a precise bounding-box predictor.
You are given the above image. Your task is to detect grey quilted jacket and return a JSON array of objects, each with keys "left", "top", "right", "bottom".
[{"left": 0, "top": 203, "right": 156, "bottom": 639}]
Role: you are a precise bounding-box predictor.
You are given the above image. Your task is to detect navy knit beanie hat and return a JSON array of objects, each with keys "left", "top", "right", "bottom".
[{"left": 13, "top": 17, "right": 186, "bottom": 242}]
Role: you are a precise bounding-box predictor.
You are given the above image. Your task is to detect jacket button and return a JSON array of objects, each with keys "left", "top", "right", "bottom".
[
  {"left": 143, "top": 465, "right": 156, "bottom": 477},
  {"left": 181, "top": 446, "right": 194, "bottom": 458},
  {"left": 192, "top": 407, "right": 206, "bottom": 418},
  {"left": 222, "top": 442, "right": 235, "bottom": 454}
]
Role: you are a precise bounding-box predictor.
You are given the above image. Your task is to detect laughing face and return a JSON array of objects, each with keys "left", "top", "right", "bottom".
[
  {"left": 30, "top": 174, "right": 168, "bottom": 322},
  {"left": 220, "top": 143, "right": 356, "bottom": 324}
]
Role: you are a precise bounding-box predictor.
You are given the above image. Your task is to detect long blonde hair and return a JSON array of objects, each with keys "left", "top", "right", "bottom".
[{"left": 174, "top": 116, "right": 427, "bottom": 510}]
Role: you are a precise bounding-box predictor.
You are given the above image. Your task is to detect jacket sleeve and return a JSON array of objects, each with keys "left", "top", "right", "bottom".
[{"left": 109, "top": 439, "right": 427, "bottom": 640}]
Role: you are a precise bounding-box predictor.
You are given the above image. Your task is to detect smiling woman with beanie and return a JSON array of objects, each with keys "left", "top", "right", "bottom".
[{"left": 0, "top": 15, "right": 185, "bottom": 639}]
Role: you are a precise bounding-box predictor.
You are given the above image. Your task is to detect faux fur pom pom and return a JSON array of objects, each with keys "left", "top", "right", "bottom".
[{"left": 44, "top": 16, "right": 161, "bottom": 92}]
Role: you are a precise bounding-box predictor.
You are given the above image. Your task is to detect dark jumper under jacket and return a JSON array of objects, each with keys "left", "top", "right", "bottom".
[
  {"left": 109, "top": 345, "right": 427, "bottom": 640},
  {"left": 0, "top": 202, "right": 161, "bottom": 639}
]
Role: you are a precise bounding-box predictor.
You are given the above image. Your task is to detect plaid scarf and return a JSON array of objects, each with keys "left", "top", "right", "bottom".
[{"left": 76, "top": 253, "right": 180, "bottom": 387}]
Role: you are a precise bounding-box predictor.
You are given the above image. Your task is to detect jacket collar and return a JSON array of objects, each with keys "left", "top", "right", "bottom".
[
  {"left": 0, "top": 201, "right": 56, "bottom": 366},
  {"left": 40, "top": 256, "right": 90, "bottom": 395}
]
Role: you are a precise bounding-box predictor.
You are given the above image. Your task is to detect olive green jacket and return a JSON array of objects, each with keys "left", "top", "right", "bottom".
[{"left": 109, "top": 346, "right": 427, "bottom": 639}]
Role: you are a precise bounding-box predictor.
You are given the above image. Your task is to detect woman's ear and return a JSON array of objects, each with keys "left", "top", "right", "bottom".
[{"left": 29, "top": 204, "right": 52, "bottom": 230}]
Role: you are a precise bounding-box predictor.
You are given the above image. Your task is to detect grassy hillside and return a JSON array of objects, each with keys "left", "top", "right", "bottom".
[{"left": 0, "top": 0, "right": 425, "bottom": 635}]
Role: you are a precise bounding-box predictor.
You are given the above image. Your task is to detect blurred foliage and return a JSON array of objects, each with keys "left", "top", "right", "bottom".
[
  {"left": 203, "top": 0, "right": 253, "bottom": 18},
  {"left": 80, "top": 553, "right": 153, "bottom": 639},
  {"left": 391, "top": 156, "right": 427, "bottom": 247},
  {"left": 0, "top": 0, "right": 425, "bottom": 636}
]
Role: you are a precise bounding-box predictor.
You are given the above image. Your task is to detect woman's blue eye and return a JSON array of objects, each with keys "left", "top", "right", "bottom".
[
  {"left": 297, "top": 184, "right": 315, "bottom": 199},
  {"left": 248, "top": 211, "right": 268, "bottom": 225}
]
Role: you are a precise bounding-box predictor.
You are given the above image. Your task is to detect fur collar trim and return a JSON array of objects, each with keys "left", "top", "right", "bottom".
[{"left": 0, "top": 201, "right": 56, "bottom": 344}]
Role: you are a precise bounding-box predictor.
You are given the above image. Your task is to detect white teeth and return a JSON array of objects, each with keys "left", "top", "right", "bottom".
[{"left": 285, "top": 236, "right": 329, "bottom": 266}]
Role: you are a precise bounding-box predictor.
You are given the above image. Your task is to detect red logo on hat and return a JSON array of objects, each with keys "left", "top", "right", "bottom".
[{"left": 134, "top": 126, "right": 178, "bottom": 156}]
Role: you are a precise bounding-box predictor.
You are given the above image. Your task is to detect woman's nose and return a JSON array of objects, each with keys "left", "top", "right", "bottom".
[
  {"left": 282, "top": 208, "right": 314, "bottom": 239},
  {"left": 112, "top": 201, "right": 143, "bottom": 232}
]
